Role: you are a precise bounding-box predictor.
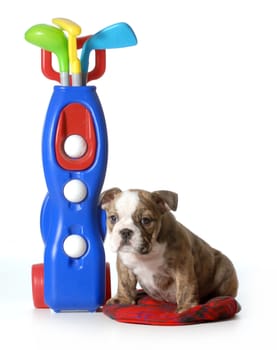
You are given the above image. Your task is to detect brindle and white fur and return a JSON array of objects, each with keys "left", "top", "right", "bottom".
[{"left": 100, "top": 188, "right": 238, "bottom": 313}]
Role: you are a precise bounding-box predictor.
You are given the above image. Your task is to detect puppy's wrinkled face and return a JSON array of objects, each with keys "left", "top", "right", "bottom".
[{"left": 100, "top": 189, "right": 177, "bottom": 255}]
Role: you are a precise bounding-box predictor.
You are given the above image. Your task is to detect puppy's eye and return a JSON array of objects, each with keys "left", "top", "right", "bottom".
[
  {"left": 109, "top": 215, "right": 118, "bottom": 224},
  {"left": 141, "top": 217, "right": 152, "bottom": 225}
]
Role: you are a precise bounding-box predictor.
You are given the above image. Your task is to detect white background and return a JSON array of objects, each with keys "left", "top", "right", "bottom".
[{"left": 1, "top": 0, "right": 277, "bottom": 348}]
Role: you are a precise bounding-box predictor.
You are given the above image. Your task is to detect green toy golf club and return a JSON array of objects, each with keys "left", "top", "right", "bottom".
[{"left": 24, "top": 24, "right": 69, "bottom": 86}]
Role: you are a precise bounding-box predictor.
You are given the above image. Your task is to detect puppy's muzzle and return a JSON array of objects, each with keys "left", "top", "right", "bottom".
[{"left": 120, "top": 228, "right": 133, "bottom": 243}]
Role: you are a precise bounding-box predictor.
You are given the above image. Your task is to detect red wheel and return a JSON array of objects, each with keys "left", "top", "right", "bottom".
[
  {"left": 32, "top": 264, "right": 49, "bottom": 308},
  {"left": 105, "top": 262, "right": 111, "bottom": 302}
]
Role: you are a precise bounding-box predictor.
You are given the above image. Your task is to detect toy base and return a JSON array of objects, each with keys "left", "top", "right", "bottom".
[
  {"left": 32, "top": 263, "right": 111, "bottom": 311},
  {"left": 102, "top": 290, "right": 241, "bottom": 326}
]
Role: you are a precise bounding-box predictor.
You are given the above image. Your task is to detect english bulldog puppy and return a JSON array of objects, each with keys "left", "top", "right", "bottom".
[{"left": 100, "top": 188, "right": 238, "bottom": 313}]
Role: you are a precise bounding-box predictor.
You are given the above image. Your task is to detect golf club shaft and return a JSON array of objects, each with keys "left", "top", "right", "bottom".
[
  {"left": 60, "top": 72, "right": 70, "bottom": 86},
  {"left": 72, "top": 73, "right": 82, "bottom": 86}
]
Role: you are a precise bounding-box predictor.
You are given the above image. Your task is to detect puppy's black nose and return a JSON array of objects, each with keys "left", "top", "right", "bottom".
[{"left": 120, "top": 228, "right": 133, "bottom": 242}]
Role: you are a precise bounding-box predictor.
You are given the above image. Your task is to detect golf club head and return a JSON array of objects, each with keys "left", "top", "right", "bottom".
[
  {"left": 25, "top": 24, "right": 69, "bottom": 73},
  {"left": 81, "top": 22, "right": 137, "bottom": 74},
  {"left": 52, "top": 18, "right": 81, "bottom": 36}
]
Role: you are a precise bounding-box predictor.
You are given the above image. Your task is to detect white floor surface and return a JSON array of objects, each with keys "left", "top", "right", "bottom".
[{"left": 1, "top": 259, "right": 276, "bottom": 350}]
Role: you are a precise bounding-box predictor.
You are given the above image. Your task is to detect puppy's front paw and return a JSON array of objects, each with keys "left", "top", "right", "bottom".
[
  {"left": 106, "top": 296, "right": 136, "bottom": 305},
  {"left": 176, "top": 302, "right": 198, "bottom": 313}
]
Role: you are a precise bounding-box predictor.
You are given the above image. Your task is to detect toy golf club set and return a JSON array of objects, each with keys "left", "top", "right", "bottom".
[
  {"left": 25, "top": 17, "right": 137, "bottom": 313},
  {"left": 25, "top": 18, "right": 240, "bottom": 325}
]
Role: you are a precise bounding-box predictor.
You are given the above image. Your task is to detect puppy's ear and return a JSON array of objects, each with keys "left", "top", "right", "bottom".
[
  {"left": 99, "top": 188, "right": 122, "bottom": 209},
  {"left": 152, "top": 191, "right": 178, "bottom": 213}
]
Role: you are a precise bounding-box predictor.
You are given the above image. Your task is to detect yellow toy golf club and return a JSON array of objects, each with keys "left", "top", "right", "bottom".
[{"left": 52, "top": 18, "right": 82, "bottom": 86}]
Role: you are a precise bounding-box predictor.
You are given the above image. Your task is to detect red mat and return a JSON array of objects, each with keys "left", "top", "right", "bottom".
[{"left": 103, "top": 291, "right": 241, "bottom": 326}]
